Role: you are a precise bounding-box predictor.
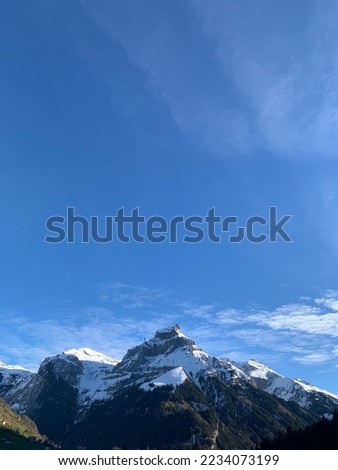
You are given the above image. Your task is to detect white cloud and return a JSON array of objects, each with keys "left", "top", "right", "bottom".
[
  {"left": 315, "top": 290, "right": 338, "bottom": 311},
  {"left": 293, "top": 352, "right": 332, "bottom": 365},
  {"left": 253, "top": 312, "right": 338, "bottom": 336}
]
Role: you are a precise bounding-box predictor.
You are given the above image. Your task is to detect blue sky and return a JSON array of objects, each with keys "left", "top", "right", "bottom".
[{"left": 1, "top": 0, "right": 338, "bottom": 393}]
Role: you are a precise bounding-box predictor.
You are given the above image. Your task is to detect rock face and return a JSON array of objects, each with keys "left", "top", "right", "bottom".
[
  {"left": 0, "top": 362, "right": 33, "bottom": 401},
  {"left": 1, "top": 325, "right": 337, "bottom": 449}
]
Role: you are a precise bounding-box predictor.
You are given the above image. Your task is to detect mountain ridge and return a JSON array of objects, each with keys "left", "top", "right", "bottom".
[
  {"left": 2, "top": 325, "right": 337, "bottom": 412},
  {"left": 236, "top": 358, "right": 338, "bottom": 415},
  {"left": 1, "top": 325, "right": 337, "bottom": 449}
]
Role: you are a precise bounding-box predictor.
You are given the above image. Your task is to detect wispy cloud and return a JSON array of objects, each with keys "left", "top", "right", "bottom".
[
  {"left": 99, "top": 282, "right": 171, "bottom": 309},
  {"left": 193, "top": 0, "right": 338, "bottom": 159},
  {"left": 294, "top": 352, "right": 332, "bottom": 365},
  {"left": 177, "top": 301, "right": 216, "bottom": 319},
  {"left": 79, "top": 0, "right": 258, "bottom": 157},
  {"left": 80, "top": 0, "right": 338, "bottom": 159}
]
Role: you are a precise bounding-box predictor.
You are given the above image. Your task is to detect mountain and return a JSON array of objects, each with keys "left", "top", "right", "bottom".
[
  {"left": 237, "top": 359, "right": 338, "bottom": 415},
  {"left": 4, "top": 348, "right": 119, "bottom": 440},
  {"left": 0, "top": 398, "right": 50, "bottom": 449},
  {"left": 1, "top": 325, "right": 336, "bottom": 449},
  {"left": 63, "top": 326, "right": 316, "bottom": 449},
  {"left": 0, "top": 361, "right": 33, "bottom": 401}
]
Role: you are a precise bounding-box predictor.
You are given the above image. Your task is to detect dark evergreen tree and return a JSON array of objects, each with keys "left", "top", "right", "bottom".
[{"left": 260, "top": 411, "right": 338, "bottom": 449}]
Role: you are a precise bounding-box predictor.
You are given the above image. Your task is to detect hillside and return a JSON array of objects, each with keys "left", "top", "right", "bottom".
[{"left": 0, "top": 398, "right": 49, "bottom": 450}]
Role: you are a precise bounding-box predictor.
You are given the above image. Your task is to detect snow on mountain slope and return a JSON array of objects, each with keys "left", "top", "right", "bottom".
[
  {"left": 64, "top": 348, "right": 119, "bottom": 366},
  {"left": 140, "top": 366, "right": 188, "bottom": 391},
  {"left": 241, "top": 360, "right": 282, "bottom": 381},
  {"left": 266, "top": 376, "right": 338, "bottom": 406},
  {"left": 238, "top": 359, "right": 338, "bottom": 413},
  {"left": 0, "top": 361, "right": 32, "bottom": 372},
  {"left": 62, "top": 349, "right": 120, "bottom": 406},
  {"left": 41, "top": 348, "right": 120, "bottom": 408},
  {"left": 0, "top": 361, "right": 34, "bottom": 400}
]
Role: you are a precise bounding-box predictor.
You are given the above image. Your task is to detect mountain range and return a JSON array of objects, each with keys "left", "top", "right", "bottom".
[{"left": 1, "top": 325, "right": 337, "bottom": 449}]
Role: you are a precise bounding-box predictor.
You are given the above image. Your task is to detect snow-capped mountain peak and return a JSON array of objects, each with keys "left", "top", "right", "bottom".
[
  {"left": 36, "top": 348, "right": 120, "bottom": 410},
  {"left": 114, "top": 325, "right": 244, "bottom": 391},
  {"left": 154, "top": 324, "right": 187, "bottom": 340},
  {"left": 0, "top": 360, "right": 34, "bottom": 402},
  {"left": 64, "top": 348, "right": 119, "bottom": 366},
  {"left": 0, "top": 361, "right": 32, "bottom": 372}
]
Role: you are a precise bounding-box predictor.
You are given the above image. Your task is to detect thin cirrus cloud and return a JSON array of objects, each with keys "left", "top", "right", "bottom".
[
  {"left": 192, "top": 0, "right": 338, "bottom": 159},
  {"left": 294, "top": 352, "right": 332, "bottom": 366},
  {"left": 99, "top": 282, "right": 173, "bottom": 309},
  {"left": 79, "top": 0, "right": 261, "bottom": 157},
  {"left": 80, "top": 0, "right": 338, "bottom": 159}
]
